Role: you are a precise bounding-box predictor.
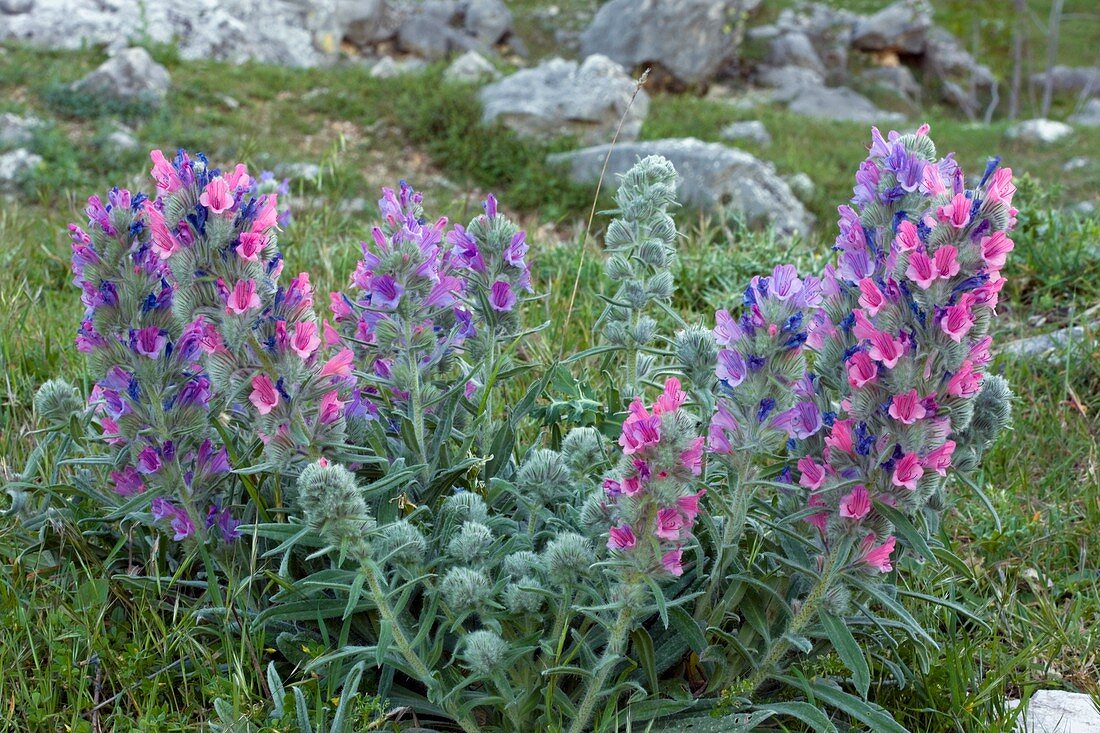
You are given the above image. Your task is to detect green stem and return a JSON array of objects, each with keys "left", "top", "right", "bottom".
[
  {"left": 566, "top": 601, "right": 635, "bottom": 733},
  {"left": 739, "top": 555, "right": 837, "bottom": 698},
  {"left": 697, "top": 467, "right": 753, "bottom": 623},
  {"left": 403, "top": 319, "right": 431, "bottom": 489},
  {"left": 362, "top": 566, "right": 482, "bottom": 733}
]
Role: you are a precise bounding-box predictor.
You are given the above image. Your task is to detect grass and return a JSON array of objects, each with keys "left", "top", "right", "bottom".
[{"left": 0, "top": 9, "right": 1098, "bottom": 729}]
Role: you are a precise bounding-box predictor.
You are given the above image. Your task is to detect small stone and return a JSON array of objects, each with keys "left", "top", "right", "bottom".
[
  {"left": 444, "top": 50, "right": 500, "bottom": 84},
  {"left": 1069, "top": 201, "right": 1096, "bottom": 216},
  {"left": 0, "top": 0, "right": 34, "bottom": 14},
  {"left": 278, "top": 162, "right": 321, "bottom": 180},
  {"left": 1030, "top": 66, "right": 1100, "bottom": 98},
  {"left": 369, "top": 56, "right": 427, "bottom": 79},
  {"left": 783, "top": 84, "right": 905, "bottom": 123},
  {"left": 785, "top": 172, "right": 815, "bottom": 200},
  {"left": 0, "top": 112, "right": 43, "bottom": 148},
  {"left": 1069, "top": 99, "right": 1100, "bottom": 127},
  {"left": 71, "top": 47, "right": 170, "bottom": 105},
  {"left": 850, "top": 0, "right": 932, "bottom": 55},
  {"left": 999, "top": 326, "right": 1096, "bottom": 361},
  {"left": 220, "top": 95, "right": 240, "bottom": 110},
  {"left": 1007, "top": 689, "right": 1100, "bottom": 732},
  {"left": 720, "top": 120, "right": 771, "bottom": 146},
  {"left": 104, "top": 124, "right": 138, "bottom": 152},
  {"left": 1063, "top": 157, "right": 1092, "bottom": 172},
  {"left": 1006, "top": 119, "right": 1074, "bottom": 144},
  {"left": 0, "top": 148, "right": 43, "bottom": 190},
  {"left": 767, "top": 31, "right": 825, "bottom": 76}
]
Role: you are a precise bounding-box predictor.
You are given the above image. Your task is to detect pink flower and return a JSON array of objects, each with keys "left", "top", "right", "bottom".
[
  {"left": 622, "top": 474, "right": 645, "bottom": 497},
  {"left": 149, "top": 150, "right": 182, "bottom": 193},
  {"left": 969, "top": 335, "right": 993, "bottom": 367},
  {"left": 797, "top": 455, "right": 826, "bottom": 490},
  {"left": 680, "top": 436, "right": 704, "bottom": 476},
  {"left": 144, "top": 201, "right": 180, "bottom": 259},
  {"left": 846, "top": 351, "right": 878, "bottom": 389},
  {"left": 199, "top": 177, "right": 234, "bottom": 214},
  {"left": 888, "top": 389, "right": 927, "bottom": 424},
  {"left": 320, "top": 348, "right": 355, "bottom": 379},
  {"left": 933, "top": 245, "right": 960, "bottom": 279},
  {"left": 137, "top": 446, "right": 162, "bottom": 474},
  {"left": 619, "top": 411, "right": 661, "bottom": 455},
  {"left": 770, "top": 264, "right": 803, "bottom": 301},
  {"left": 676, "top": 490, "right": 706, "bottom": 523},
  {"left": 661, "top": 548, "right": 684, "bottom": 576},
  {"left": 608, "top": 524, "right": 636, "bottom": 550},
  {"left": 290, "top": 321, "right": 321, "bottom": 359},
  {"left": 894, "top": 220, "right": 920, "bottom": 251},
  {"left": 806, "top": 492, "right": 828, "bottom": 532},
  {"left": 986, "top": 167, "right": 1015, "bottom": 204},
  {"left": 852, "top": 309, "right": 878, "bottom": 340},
  {"left": 714, "top": 309, "right": 743, "bottom": 345},
  {"left": 921, "top": 165, "right": 946, "bottom": 196},
  {"left": 906, "top": 251, "right": 939, "bottom": 289},
  {"left": 980, "top": 231, "right": 1014, "bottom": 271},
  {"left": 236, "top": 232, "right": 266, "bottom": 261},
  {"left": 825, "top": 419, "right": 854, "bottom": 456},
  {"left": 860, "top": 534, "right": 896, "bottom": 573},
  {"left": 330, "top": 292, "right": 353, "bottom": 320},
  {"left": 892, "top": 452, "right": 924, "bottom": 491},
  {"left": 226, "top": 279, "right": 261, "bottom": 315},
  {"left": 708, "top": 401, "right": 738, "bottom": 454},
  {"left": 225, "top": 163, "right": 252, "bottom": 191},
  {"left": 655, "top": 507, "right": 685, "bottom": 540},
  {"left": 253, "top": 194, "right": 279, "bottom": 232},
  {"left": 839, "top": 485, "right": 871, "bottom": 520},
  {"left": 940, "top": 296, "right": 975, "bottom": 343},
  {"left": 857, "top": 278, "right": 886, "bottom": 316},
  {"left": 937, "top": 192, "right": 971, "bottom": 229},
  {"left": 972, "top": 275, "right": 1005, "bottom": 309},
  {"left": 868, "top": 330, "right": 904, "bottom": 369},
  {"left": 946, "top": 360, "right": 983, "bottom": 398},
  {"left": 318, "top": 390, "right": 345, "bottom": 424},
  {"left": 249, "top": 375, "right": 280, "bottom": 415},
  {"left": 654, "top": 377, "right": 687, "bottom": 415},
  {"left": 924, "top": 440, "right": 956, "bottom": 476}
]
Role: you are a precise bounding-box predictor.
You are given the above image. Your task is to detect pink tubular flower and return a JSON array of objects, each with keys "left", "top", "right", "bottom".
[
  {"left": 905, "top": 251, "right": 939, "bottom": 289},
  {"left": 680, "top": 436, "right": 704, "bottom": 476},
  {"left": 825, "top": 419, "right": 854, "bottom": 456},
  {"left": 940, "top": 295, "right": 976, "bottom": 343},
  {"left": 654, "top": 377, "right": 687, "bottom": 415},
  {"left": 235, "top": 232, "right": 266, "bottom": 261},
  {"left": 937, "top": 192, "right": 971, "bottom": 229},
  {"left": 868, "top": 330, "right": 904, "bottom": 369},
  {"left": 144, "top": 201, "right": 180, "bottom": 259},
  {"left": 892, "top": 452, "right": 924, "bottom": 491},
  {"left": 320, "top": 348, "right": 355, "bottom": 379},
  {"left": 986, "top": 167, "right": 1015, "bottom": 204},
  {"left": 980, "top": 231, "right": 1014, "bottom": 271},
  {"left": 797, "top": 455, "right": 826, "bottom": 490},
  {"left": 888, "top": 389, "right": 927, "bottom": 424},
  {"left": 318, "top": 390, "right": 345, "bottom": 424},
  {"left": 933, "top": 245, "right": 960, "bottom": 279},
  {"left": 946, "top": 360, "right": 983, "bottom": 398},
  {"left": 249, "top": 374, "right": 280, "bottom": 415},
  {"left": 806, "top": 492, "right": 828, "bottom": 532},
  {"left": 253, "top": 194, "right": 279, "bottom": 232},
  {"left": 921, "top": 164, "right": 946, "bottom": 196},
  {"left": 199, "top": 177, "right": 234, "bottom": 214},
  {"left": 225, "top": 163, "right": 252, "bottom": 190},
  {"left": 488, "top": 280, "right": 517, "bottom": 312},
  {"left": 839, "top": 485, "right": 871, "bottom": 520},
  {"left": 857, "top": 278, "right": 886, "bottom": 316},
  {"left": 924, "top": 440, "right": 956, "bottom": 476},
  {"left": 608, "top": 524, "right": 637, "bottom": 550},
  {"left": 226, "top": 279, "right": 261, "bottom": 315},
  {"left": 290, "top": 321, "right": 321, "bottom": 359},
  {"left": 619, "top": 410, "right": 661, "bottom": 455},
  {"left": 661, "top": 548, "right": 684, "bottom": 577},
  {"left": 654, "top": 507, "right": 685, "bottom": 540},
  {"left": 852, "top": 309, "right": 878, "bottom": 340},
  {"left": 860, "top": 534, "right": 895, "bottom": 573},
  {"left": 149, "top": 150, "right": 182, "bottom": 193},
  {"left": 110, "top": 466, "right": 145, "bottom": 497},
  {"left": 676, "top": 490, "right": 706, "bottom": 523},
  {"left": 894, "top": 220, "right": 920, "bottom": 251},
  {"left": 846, "top": 351, "right": 878, "bottom": 389}
]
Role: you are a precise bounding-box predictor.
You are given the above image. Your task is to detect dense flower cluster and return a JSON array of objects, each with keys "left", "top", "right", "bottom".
[
  {"left": 708, "top": 264, "right": 825, "bottom": 460},
  {"left": 602, "top": 378, "right": 705, "bottom": 578},
  {"left": 71, "top": 185, "right": 236, "bottom": 541},
  {"left": 791, "top": 125, "right": 1016, "bottom": 571},
  {"left": 150, "top": 149, "right": 351, "bottom": 469}
]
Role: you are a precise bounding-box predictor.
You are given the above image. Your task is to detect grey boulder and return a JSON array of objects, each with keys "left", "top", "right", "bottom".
[
  {"left": 579, "top": 0, "right": 762, "bottom": 86},
  {"left": 782, "top": 84, "right": 904, "bottom": 123},
  {"left": 1069, "top": 99, "right": 1100, "bottom": 127},
  {"left": 720, "top": 120, "right": 771, "bottom": 146},
  {"left": 1030, "top": 65, "right": 1100, "bottom": 98},
  {"left": 850, "top": 0, "right": 932, "bottom": 55},
  {"left": 767, "top": 31, "right": 826, "bottom": 76},
  {"left": 71, "top": 47, "right": 170, "bottom": 105},
  {"left": 0, "top": 148, "right": 43, "bottom": 191},
  {"left": 0, "top": 113, "right": 44, "bottom": 149},
  {"left": 548, "top": 138, "right": 813, "bottom": 235},
  {"left": 478, "top": 55, "right": 648, "bottom": 145},
  {"left": 1007, "top": 689, "right": 1100, "bottom": 731},
  {"left": 444, "top": 51, "right": 500, "bottom": 84},
  {"left": 1006, "top": 119, "right": 1074, "bottom": 144}
]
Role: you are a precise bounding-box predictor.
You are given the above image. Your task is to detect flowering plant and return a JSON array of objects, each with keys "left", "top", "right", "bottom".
[{"left": 14, "top": 126, "right": 1014, "bottom": 732}]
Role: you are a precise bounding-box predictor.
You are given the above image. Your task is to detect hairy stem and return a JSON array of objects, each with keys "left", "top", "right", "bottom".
[
  {"left": 567, "top": 601, "right": 635, "bottom": 733},
  {"left": 696, "top": 467, "right": 753, "bottom": 623}
]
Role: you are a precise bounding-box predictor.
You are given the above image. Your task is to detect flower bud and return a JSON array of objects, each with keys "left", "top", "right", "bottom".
[
  {"left": 34, "top": 379, "right": 84, "bottom": 424},
  {"left": 516, "top": 449, "right": 571, "bottom": 505},
  {"left": 674, "top": 325, "right": 718, "bottom": 389},
  {"left": 604, "top": 253, "right": 633, "bottom": 281},
  {"left": 442, "top": 491, "right": 489, "bottom": 525},
  {"left": 461, "top": 630, "right": 508, "bottom": 677},
  {"left": 447, "top": 521, "right": 494, "bottom": 564},
  {"left": 439, "top": 567, "right": 493, "bottom": 614},
  {"left": 380, "top": 520, "right": 426, "bottom": 567},
  {"left": 503, "top": 575, "right": 545, "bottom": 614},
  {"left": 543, "top": 532, "right": 593, "bottom": 583},
  {"left": 502, "top": 550, "right": 542, "bottom": 580},
  {"left": 296, "top": 460, "right": 374, "bottom": 556},
  {"left": 560, "top": 427, "right": 605, "bottom": 475}
]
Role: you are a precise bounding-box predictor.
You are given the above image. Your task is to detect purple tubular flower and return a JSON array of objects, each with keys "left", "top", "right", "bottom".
[
  {"left": 488, "top": 280, "right": 517, "bottom": 312},
  {"left": 370, "top": 274, "right": 404, "bottom": 310}
]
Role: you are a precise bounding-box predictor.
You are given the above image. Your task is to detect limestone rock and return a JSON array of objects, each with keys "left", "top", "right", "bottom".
[
  {"left": 444, "top": 50, "right": 500, "bottom": 84},
  {"left": 71, "top": 47, "right": 170, "bottom": 106},
  {"left": 720, "top": 120, "right": 771, "bottom": 146},
  {"left": 1006, "top": 119, "right": 1074, "bottom": 144},
  {"left": 1007, "top": 689, "right": 1100, "bottom": 732}
]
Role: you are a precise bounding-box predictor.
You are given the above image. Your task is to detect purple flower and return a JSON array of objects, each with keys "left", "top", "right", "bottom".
[
  {"left": 716, "top": 349, "right": 747, "bottom": 387},
  {"left": 151, "top": 497, "right": 175, "bottom": 520},
  {"left": 110, "top": 466, "right": 145, "bottom": 497},
  {"left": 483, "top": 193, "right": 497, "bottom": 219},
  {"left": 176, "top": 376, "right": 212, "bottom": 409},
  {"left": 504, "top": 231, "right": 528, "bottom": 267},
  {"left": 488, "top": 280, "right": 516, "bottom": 312},
  {"left": 769, "top": 401, "right": 823, "bottom": 440},
  {"left": 137, "top": 446, "right": 162, "bottom": 474},
  {"left": 370, "top": 274, "right": 404, "bottom": 310},
  {"left": 206, "top": 504, "right": 241, "bottom": 543}
]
